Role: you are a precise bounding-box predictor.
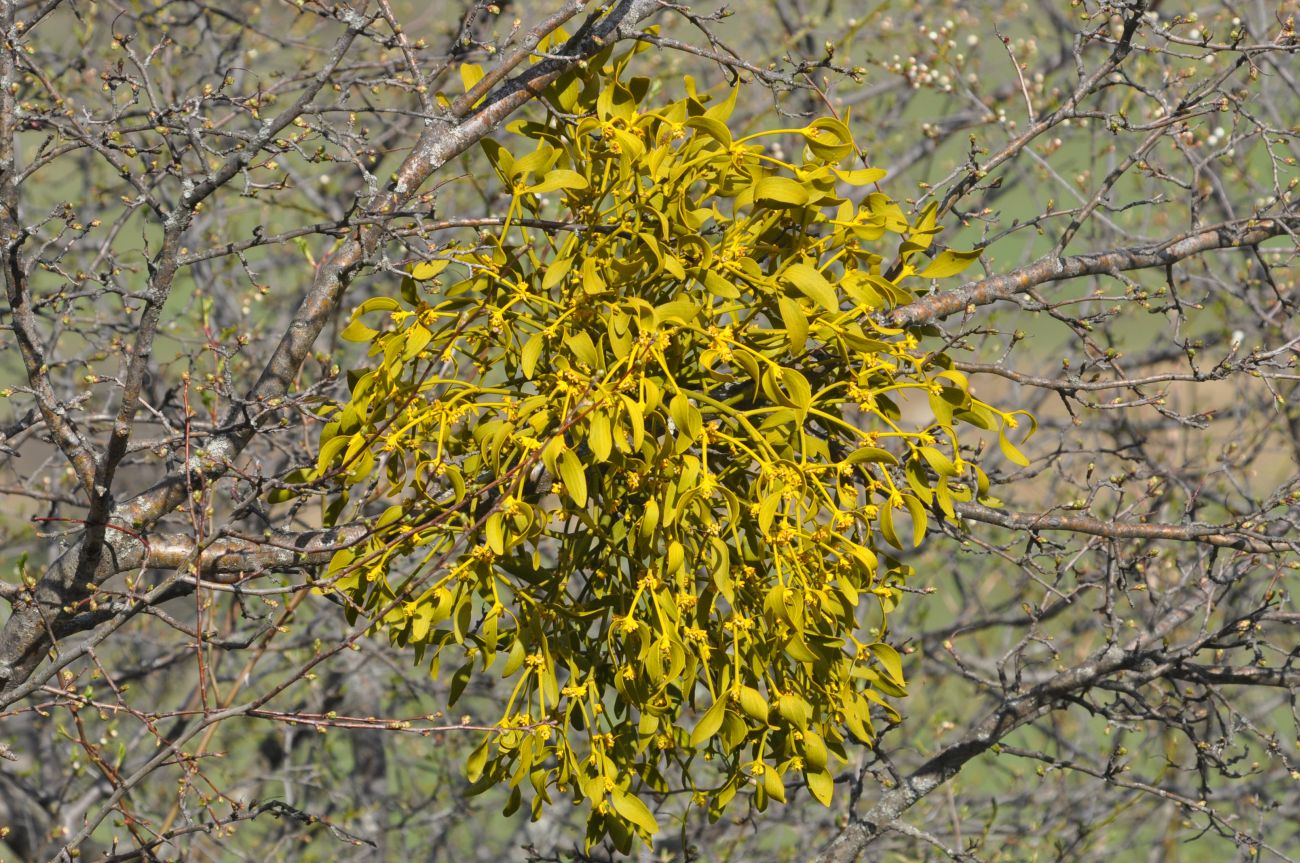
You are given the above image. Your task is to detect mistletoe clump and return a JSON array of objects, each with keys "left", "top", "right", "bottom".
[{"left": 306, "top": 44, "right": 1030, "bottom": 852}]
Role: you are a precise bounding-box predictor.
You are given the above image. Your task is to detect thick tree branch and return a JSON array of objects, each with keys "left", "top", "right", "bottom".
[
  {"left": 1168, "top": 663, "right": 1300, "bottom": 688},
  {"left": 952, "top": 500, "right": 1293, "bottom": 554},
  {"left": 889, "top": 217, "right": 1299, "bottom": 327},
  {"left": 143, "top": 525, "right": 370, "bottom": 577}
]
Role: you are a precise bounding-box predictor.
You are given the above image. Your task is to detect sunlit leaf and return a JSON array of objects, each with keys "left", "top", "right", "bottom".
[
  {"left": 782, "top": 262, "right": 839, "bottom": 312},
  {"left": 754, "top": 175, "right": 810, "bottom": 208},
  {"left": 918, "top": 248, "right": 983, "bottom": 279}
]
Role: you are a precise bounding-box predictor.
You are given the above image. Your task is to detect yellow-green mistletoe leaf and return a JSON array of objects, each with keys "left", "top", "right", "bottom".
[
  {"left": 918, "top": 248, "right": 983, "bottom": 279},
  {"left": 782, "top": 262, "right": 839, "bottom": 313},
  {"left": 754, "top": 175, "right": 810, "bottom": 208},
  {"left": 556, "top": 447, "right": 588, "bottom": 507},
  {"left": 410, "top": 259, "right": 449, "bottom": 281}
]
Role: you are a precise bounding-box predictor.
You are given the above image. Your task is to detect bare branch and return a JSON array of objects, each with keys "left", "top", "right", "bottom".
[{"left": 890, "top": 217, "right": 1299, "bottom": 327}]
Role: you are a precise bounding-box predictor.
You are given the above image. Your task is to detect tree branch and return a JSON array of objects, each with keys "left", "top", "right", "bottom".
[
  {"left": 889, "top": 217, "right": 1299, "bottom": 327},
  {"left": 952, "top": 500, "right": 1293, "bottom": 554},
  {"left": 143, "top": 525, "right": 370, "bottom": 577}
]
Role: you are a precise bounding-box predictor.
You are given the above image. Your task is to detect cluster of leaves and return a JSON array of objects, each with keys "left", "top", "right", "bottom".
[{"left": 307, "top": 44, "right": 1030, "bottom": 850}]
